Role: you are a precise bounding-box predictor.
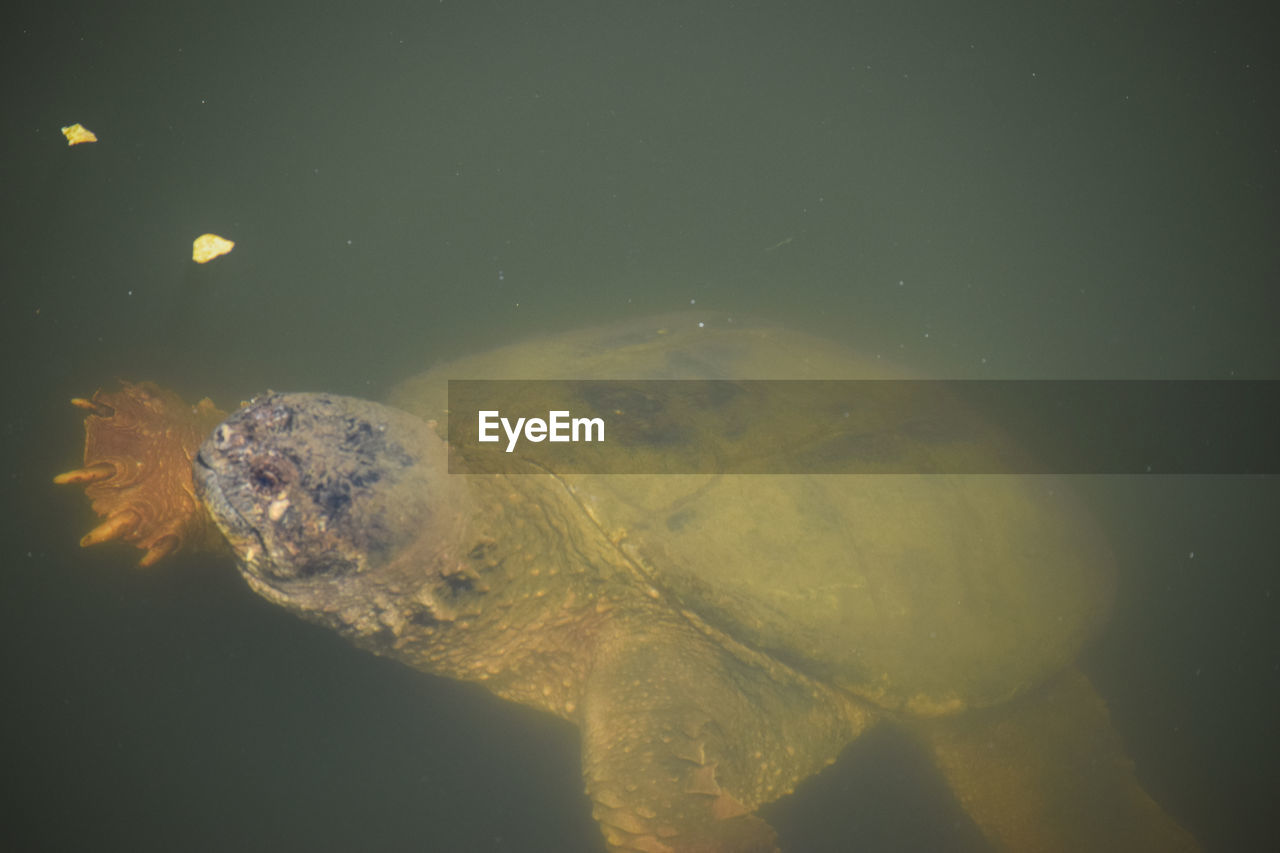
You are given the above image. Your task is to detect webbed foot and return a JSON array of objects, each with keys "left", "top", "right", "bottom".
[{"left": 55, "top": 381, "right": 227, "bottom": 566}]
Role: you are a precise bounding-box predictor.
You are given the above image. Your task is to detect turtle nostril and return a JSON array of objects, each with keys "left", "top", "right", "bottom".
[{"left": 214, "top": 424, "right": 244, "bottom": 450}]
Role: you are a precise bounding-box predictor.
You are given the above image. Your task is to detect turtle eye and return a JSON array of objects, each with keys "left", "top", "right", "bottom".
[{"left": 249, "top": 463, "right": 285, "bottom": 493}]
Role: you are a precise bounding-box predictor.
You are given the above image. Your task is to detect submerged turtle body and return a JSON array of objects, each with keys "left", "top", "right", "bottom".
[
  {"left": 389, "top": 318, "right": 1113, "bottom": 717},
  {"left": 61, "top": 314, "right": 1198, "bottom": 852}
]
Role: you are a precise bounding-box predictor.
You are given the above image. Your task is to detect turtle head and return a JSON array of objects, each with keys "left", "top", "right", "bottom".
[{"left": 194, "top": 392, "right": 471, "bottom": 633}]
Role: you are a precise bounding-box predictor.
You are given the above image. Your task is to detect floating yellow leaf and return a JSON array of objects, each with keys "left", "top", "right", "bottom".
[
  {"left": 192, "top": 233, "right": 235, "bottom": 264},
  {"left": 61, "top": 123, "right": 98, "bottom": 146}
]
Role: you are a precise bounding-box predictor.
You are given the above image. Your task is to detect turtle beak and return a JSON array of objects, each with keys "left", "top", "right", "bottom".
[{"left": 193, "top": 446, "right": 265, "bottom": 565}]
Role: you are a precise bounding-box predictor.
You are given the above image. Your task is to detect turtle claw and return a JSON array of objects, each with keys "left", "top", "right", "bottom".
[
  {"left": 57, "top": 381, "right": 228, "bottom": 566},
  {"left": 53, "top": 462, "right": 117, "bottom": 485},
  {"left": 139, "top": 535, "right": 180, "bottom": 568},
  {"left": 70, "top": 396, "right": 115, "bottom": 418},
  {"left": 80, "top": 509, "right": 140, "bottom": 547}
]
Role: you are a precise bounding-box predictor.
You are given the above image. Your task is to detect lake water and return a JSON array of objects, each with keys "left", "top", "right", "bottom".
[{"left": 3, "top": 2, "right": 1275, "bottom": 850}]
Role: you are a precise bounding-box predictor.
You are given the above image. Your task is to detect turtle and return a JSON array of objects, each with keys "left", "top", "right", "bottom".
[{"left": 56, "top": 314, "right": 1199, "bottom": 852}]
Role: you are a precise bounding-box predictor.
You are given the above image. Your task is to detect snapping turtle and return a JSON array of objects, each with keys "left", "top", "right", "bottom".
[{"left": 57, "top": 315, "right": 1198, "bottom": 852}]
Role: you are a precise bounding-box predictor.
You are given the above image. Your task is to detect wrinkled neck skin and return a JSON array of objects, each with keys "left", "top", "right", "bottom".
[{"left": 193, "top": 391, "right": 626, "bottom": 720}]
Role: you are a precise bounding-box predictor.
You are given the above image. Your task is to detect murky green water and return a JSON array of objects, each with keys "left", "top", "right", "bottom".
[{"left": 4, "top": 2, "right": 1275, "bottom": 850}]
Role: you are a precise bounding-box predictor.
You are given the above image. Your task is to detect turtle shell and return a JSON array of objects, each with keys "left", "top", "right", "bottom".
[{"left": 390, "top": 314, "right": 1113, "bottom": 715}]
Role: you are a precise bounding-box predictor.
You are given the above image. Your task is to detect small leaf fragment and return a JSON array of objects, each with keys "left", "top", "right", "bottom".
[
  {"left": 61, "top": 123, "right": 98, "bottom": 145},
  {"left": 192, "top": 233, "right": 235, "bottom": 263}
]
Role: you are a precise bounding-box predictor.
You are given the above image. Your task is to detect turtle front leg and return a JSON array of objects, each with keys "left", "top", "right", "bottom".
[
  {"left": 54, "top": 381, "right": 228, "bottom": 566},
  {"left": 579, "top": 617, "right": 869, "bottom": 853}
]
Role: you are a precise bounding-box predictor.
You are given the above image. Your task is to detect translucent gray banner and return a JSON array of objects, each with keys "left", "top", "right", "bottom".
[{"left": 446, "top": 380, "right": 1279, "bottom": 475}]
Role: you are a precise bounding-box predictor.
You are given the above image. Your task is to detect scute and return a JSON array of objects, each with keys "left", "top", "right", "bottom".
[{"left": 390, "top": 314, "right": 1113, "bottom": 714}]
